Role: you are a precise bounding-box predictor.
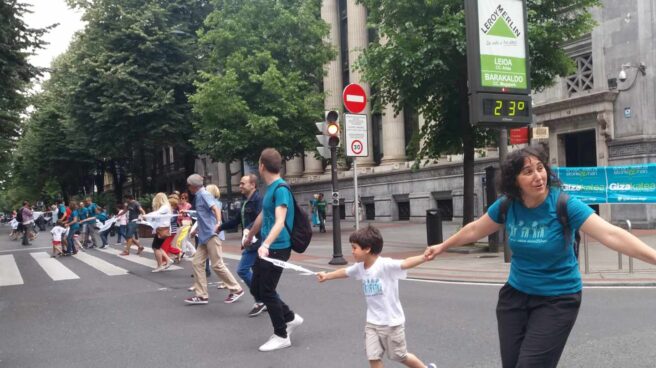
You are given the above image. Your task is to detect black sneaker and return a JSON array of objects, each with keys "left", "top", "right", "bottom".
[
  {"left": 184, "top": 296, "right": 208, "bottom": 305},
  {"left": 248, "top": 303, "right": 267, "bottom": 317}
]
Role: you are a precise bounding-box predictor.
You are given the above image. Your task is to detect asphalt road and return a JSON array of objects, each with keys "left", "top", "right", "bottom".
[{"left": 1, "top": 226, "right": 656, "bottom": 368}]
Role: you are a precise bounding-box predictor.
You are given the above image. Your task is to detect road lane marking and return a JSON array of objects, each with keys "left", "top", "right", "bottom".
[
  {"left": 0, "top": 254, "right": 24, "bottom": 286},
  {"left": 73, "top": 252, "right": 128, "bottom": 276},
  {"left": 97, "top": 248, "right": 182, "bottom": 271},
  {"left": 30, "top": 252, "right": 79, "bottom": 281}
]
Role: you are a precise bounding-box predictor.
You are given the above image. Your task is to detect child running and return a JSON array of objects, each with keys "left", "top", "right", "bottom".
[
  {"left": 317, "top": 225, "right": 436, "bottom": 368},
  {"left": 50, "top": 220, "right": 67, "bottom": 257}
]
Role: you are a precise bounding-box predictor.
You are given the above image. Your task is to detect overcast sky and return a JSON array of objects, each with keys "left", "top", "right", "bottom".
[{"left": 23, "top": 0, "right": 85, "bottom": 69}]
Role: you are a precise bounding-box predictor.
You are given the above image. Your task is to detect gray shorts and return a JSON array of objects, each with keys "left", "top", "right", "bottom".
[{"left": 364, "top": 323, "right": 408, "bottom": 362}]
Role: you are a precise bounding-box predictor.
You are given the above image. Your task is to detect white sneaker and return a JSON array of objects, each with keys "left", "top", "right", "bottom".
[
  {"left": 428, "top": 364, "right": 437, "bottom": 368},
  {"left": 151, "top": 266, "right": 163, "bottom": 273},
  {"left": 286, "top": 314, "right": 304, "bottom": 338},
  {"left": 258, "top": 334, "right": 291, "bottom": 352},
  {"left": 163, "top": 260, "right": 174, "bottom": 269}
]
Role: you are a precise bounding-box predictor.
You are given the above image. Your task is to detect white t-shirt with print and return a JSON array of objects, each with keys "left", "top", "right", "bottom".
[
  {"left": 345, "top": 257, "right": 407, "bottom": 326},
  {"left": 51, "top": 226, "right": 67, "bottom": 242}
]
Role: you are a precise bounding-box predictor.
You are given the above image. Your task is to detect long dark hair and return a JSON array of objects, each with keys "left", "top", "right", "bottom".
[{"left": 497, "top": 145, "right": 561, "bottom": 202}]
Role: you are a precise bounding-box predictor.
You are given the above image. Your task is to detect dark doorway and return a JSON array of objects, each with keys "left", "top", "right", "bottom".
[
  {"left": 365, "top": 203, "right": 375, "bottom": 220},
  {"left": 563, "top": 129, "right": 599, "bottom": 214},
  {"left": 564, "top": 130, "right": 596, "bottom": 167},
  {"left": 397, "top": 201, "right": 410, "bottom": 221},
  {"left": 437, "top": 199, "right": 453, "bottom": 221}
]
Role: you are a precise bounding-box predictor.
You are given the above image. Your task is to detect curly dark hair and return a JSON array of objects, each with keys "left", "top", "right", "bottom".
[
  {"left": 497, "top": 145, "right": 561, "bottom": 202},
  {"left": 349, "top": 225, "right": 384, "bottom": 255}
]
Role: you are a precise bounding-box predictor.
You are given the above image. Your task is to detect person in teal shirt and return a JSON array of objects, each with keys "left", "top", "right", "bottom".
[
  {"left": 424, "top": 146, "right": 656, "bottom": 368},
  {"left": 244, "top": 148, "right": 303, "bottom": 352}
]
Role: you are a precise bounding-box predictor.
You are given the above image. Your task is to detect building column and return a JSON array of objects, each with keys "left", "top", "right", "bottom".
[
  {"left": 285, "top": 156, "right": 304, "bottom": 178},
  {"left": 322, "top": 0, "right": 343, "bottom": 110},
  {"left": 347, "top": 0, "right": 375, "bottom": 167},
  {"left": 303, "top": 152, "right": 324, "bottom": 176},
  {"left": 229, "top": 160, "right": 241, "bottom": 191},
  {"left": 218, "top": 162, "right": 228, "bottom": 192},
  {"left": 381, "top": 104, "right": 406, "bottom": 164}
]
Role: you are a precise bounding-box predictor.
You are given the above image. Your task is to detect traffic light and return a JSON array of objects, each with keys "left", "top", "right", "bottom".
[{"left": 315, "top": 110, "right": 340, "bottom": 159}]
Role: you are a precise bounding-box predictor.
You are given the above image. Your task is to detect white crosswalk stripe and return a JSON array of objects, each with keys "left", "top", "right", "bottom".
[
  {"left": 140, "top": 246, "right": 241, "bottom": 261},
  {"left": 30, "top": 252, "right": 79, "bottom": 281},
  {"left": 0, "top": 254, "right": 24, "bottom": 286},
  {"left": 97, "top": 247, "right": 182, "bottom": 271},
  {"left": 73, "top": 252, "right": 129, "bottom": 276}
]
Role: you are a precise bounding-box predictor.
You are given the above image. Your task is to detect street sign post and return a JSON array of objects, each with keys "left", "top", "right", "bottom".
[
  {"left": 342, "top": 83, "right": 367, "bottom": 114},
  {"left": 344, "top": 112, "right": 369, "bottom": 231},
  {"left": 466, "top": 0, "right": 532, "bottom": 127}
]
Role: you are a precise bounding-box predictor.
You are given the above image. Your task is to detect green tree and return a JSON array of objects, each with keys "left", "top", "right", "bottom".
[
  {"left": 190, "top": 0, "right": 335, "bottom": 164},
  {"left": 357, "top": 0, "right": 599, "bottom": 225},
  {"left": 62, "top": 0, "right": 211, "bottom": 198},
  {"left": 0, "top": 1, "right": 54, "bottom": 190}
]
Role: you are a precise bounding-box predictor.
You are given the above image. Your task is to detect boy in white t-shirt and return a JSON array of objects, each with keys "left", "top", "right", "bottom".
[
  {"left": 50, "top": 220, "right": 67, "bottom": 257},
  {"left": 317, "top": 226, "right": 436, "bottom": 368}
]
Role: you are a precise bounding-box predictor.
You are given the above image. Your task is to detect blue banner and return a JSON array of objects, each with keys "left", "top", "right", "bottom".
[{"left": 554, "top": 164, "right": 656, "bottom": 204}]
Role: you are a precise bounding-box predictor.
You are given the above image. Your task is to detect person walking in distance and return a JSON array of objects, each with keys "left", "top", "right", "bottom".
[
  {"left": 184, "top": 174, "right": 244, "bottom": 305},
  {"left": 218, "top": 174, "right": 267, "bottom": 317},
  {"left": 243, "top": 148, "right": 303, "bottom": 352},
  {"left": 118, "top": 194, "right": 145, "bottom": 256},
  {"left": 316, "top": 193, "right": 327, "bottom": 233}
]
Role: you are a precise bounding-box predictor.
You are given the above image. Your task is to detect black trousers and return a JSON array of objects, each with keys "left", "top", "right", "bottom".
[
  {"left": 496, "top": 283, "right": 582, "bottom": 368},
  {"left": 251, "top": 247, "right": 295, "bottom": 338}
]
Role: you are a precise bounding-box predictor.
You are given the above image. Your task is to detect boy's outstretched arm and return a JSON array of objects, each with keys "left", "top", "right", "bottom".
[
  {"left": 317, "top": 268, "right": 348, "bottom": 282},
  {"left": 401, "top": 254, "right": 427, "bottom": 270}
]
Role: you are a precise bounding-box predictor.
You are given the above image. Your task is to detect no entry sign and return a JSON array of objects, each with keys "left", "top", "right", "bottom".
[{"left": 342, "top": 83, "right": 367, "bottom": 114}]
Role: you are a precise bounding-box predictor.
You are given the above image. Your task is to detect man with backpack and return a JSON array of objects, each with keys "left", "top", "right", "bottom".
[{"left": 243, "top": 148, "right": 304, "bottom": 352}]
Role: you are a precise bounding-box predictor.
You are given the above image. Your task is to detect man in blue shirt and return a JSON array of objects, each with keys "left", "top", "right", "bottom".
[
  {"left": 184, "top": 174, "right": 244, "bottom": 305},
  {"left": 244, "top": 148, "right": 303, "bottom": 352}
]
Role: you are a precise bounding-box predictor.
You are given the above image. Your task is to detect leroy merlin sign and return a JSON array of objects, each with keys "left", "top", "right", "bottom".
[{"left": 477, "top": 0, "right": 527, "bottom": 90}]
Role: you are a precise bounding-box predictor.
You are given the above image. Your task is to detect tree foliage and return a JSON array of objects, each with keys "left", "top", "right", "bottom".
[
  {"left": 0, "top": 1, "right": 54, "bottom": 190},
  {"left": 190, "top": 0, "right": 335, "bottom": 164},
  {"left": 357, "top": 0, "right": 599, "bottom": 224}
]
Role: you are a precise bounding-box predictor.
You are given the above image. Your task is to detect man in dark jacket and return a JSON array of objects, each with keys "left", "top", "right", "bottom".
[{"left": 218, "top": 173, "right": 266, "bottom": 317}]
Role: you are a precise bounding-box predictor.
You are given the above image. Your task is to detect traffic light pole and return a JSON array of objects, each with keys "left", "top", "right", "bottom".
[{"left": 328, "top": 138, "right": 347, "bottom": 265}]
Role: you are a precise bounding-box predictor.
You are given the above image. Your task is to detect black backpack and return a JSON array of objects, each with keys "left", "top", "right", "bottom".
[
  {"left": 498, "top": 191, "right": 581, "bottom": 259},
  {"left": 15, "top": 208, "right": 23, "bottom": 223},
  {"left": 272, "top": 182, "right": 313, "bottom": 253}
]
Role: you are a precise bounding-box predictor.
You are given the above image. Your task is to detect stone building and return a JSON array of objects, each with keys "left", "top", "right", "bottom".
[{"left": 196, "top": 0, "right": 656, "bottom": 228}]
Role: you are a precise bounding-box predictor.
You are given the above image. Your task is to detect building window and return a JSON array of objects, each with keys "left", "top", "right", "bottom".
[
  {"left": 397, "top": 201, "right": 410, "bottom": 221},
  {"left": 566, "top": 53, "right": 593, "bottom": 96}
]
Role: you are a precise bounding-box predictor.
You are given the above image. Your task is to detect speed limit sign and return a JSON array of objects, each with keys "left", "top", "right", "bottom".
[{"left": 344, "top": 113, "right": 369, "bottom": 157}]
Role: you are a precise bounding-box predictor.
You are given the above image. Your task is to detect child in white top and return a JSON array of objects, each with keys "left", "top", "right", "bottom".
[
  {"left": 50, "top": 220, "right": 67, "bottom": 257},
  {"left": 317, "top": 225, "right": 436, "bottom": 368}
]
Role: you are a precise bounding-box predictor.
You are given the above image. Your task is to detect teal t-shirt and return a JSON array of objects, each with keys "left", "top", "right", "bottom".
[
  {"left": 262, "top": 178, "right": 294, "bottom": 250},
  {"left": 70, "top": 210, "right": 80, "bottom": 231},
  {"left": 487, "top": 188, "right": 594, "bottom": 296}
]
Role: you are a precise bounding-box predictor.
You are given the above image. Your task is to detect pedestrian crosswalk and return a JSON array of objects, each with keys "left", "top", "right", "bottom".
[
  {"left": 0, "top": 254, "right": 24, "bottom": 286},
  {"left": 0, "top": 247, "right": 190, "bottom": 288}
]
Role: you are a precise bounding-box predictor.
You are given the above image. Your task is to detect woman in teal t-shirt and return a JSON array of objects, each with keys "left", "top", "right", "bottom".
[{"left": 424, "top": 146, "right": 656, "bottom": 368}]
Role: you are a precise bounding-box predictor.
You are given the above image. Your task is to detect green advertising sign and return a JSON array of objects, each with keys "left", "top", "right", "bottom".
[{"left": 478, "top": 0, "right": 527, "bottom": 89}]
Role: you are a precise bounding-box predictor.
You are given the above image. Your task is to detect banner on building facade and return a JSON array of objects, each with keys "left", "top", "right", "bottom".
[{"left": 554, "top": 164, "right": 656, "bottom": 204}]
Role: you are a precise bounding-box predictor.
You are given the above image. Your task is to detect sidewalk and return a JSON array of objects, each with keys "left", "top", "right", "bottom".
[{"left": 220, "top": 220, "right": 656, "bottom": 286}]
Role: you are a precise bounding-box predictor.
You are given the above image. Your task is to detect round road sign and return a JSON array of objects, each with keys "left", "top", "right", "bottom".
[
  {"left": 351, "top": 139, "right": 364, "bottom": 155},
  {"left": 342, "top": 84, "right": 367, "bottom": 114}
]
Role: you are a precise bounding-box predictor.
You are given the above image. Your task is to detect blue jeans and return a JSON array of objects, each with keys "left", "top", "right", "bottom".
[
  {"left": 99, "top": 230, "right": 109, "bottom": 246},
  {"left": 66, "top": 229, "right": 76, "bottom": 254},
  {"left": 237, "top": 250, "right": 258, "bottom": 287},
  {"left": 117, "top": 225, "right": 127, "bottom": 243}
]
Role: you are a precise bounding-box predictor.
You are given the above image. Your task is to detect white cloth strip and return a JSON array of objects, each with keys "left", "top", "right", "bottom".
[
  {"left": 346, "top": 94, "right": 365, "bottom": 103},
  {"left": 0, "top": 254, "right": 24, "bottom": 286},
  {"left": 73, "top": 252, "right": 128, "bottom": 276},
  {"left": 97, "top": 248, "right": 182, "bottom": 271},
  {"left": 260, "top": 256, "right": 316, "bottom": 275},
  {"left": 30, "top": 252, "right": 80, "bottom": 281}
]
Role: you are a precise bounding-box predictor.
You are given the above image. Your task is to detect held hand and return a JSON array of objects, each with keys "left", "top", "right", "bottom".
[
  {"left": 424, "top": 243, "right": 447, "bottom": 261},
  {"left": 316, "top": 271, "right": 328, "bottom": 282},
  {"left": 258, "top": 244, "right": 269, "bottom": 258},
  {"left": 242, "top": 234, "right": 253, "bottom": 247}
]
